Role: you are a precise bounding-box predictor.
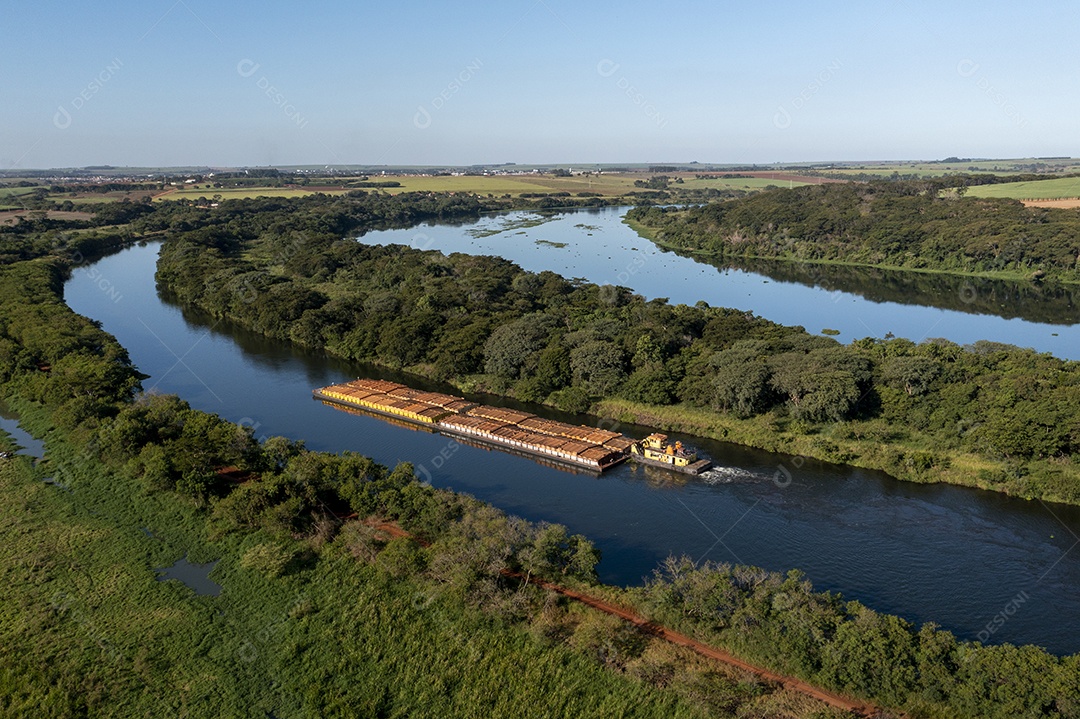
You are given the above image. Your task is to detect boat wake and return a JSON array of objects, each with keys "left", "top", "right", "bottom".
[{"left": 699, "top": 466, "right": 764, "bottom": 484}]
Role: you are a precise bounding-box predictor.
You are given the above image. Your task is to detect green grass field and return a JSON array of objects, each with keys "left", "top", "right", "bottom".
[
  {"left": 56, "top": 195, "right": 124, "bottom": 205},
  {"left": 822, "top": 158, "right": 1080, "bottom": 178},
  {"left": 0, "top": 187, "right": 40, "bottom": 198},
  {"left": 0, "top": 186, "right": 41, "bottom": 209},
  {"left": 965, "top": 175, "right": 1080, "bottom": 200},
  {"left": 361, "top": 173, "right": 640, "bottom": 196},
  {"left": 155, "top": 186, "right": 349, "bottom": 201},
  {"left": 679, "top": 176, "right": 814, "bottom": 190},
  {"left": 155, "top": 172, "right": 812, "bottom": 201}
]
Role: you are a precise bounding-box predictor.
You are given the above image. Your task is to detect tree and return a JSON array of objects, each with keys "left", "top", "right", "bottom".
[
  {"left": 548, "top": 386, "right": 591, "bottom": 413},
  {"left": 565, "top": 533, "right": 601, "bottom": 582},
  {"left": 709, "top": 346, "right": 771, "bottom": 417},
  {"left": 482, "top": 313, "right": 558, "bottom": 379},
  {"left": 631, "top": 334, "right": 663, "bottom": 370},
  {"left": 769, "top": 350, "right": 863, "bottom": 423},
  {"left": 520, "top": 524, "right": 601, "bottom": 582},
  {"left": 176, "top": 470, "right": 216, "bottom": 508},
  {"left": 570, "top": 340, "right": 627, "bottom": 395},
  {"left": 430, "top": 319, "right": 489, "bottom": 378},
  {"left": 376, "top": 314, "right": 434, "bottom": 368},
  {"left": 621, "top": 366, "right": 678, "bottom": 405},
  {"left": 520, "top": 524, "right": 571, "bottom": 577},
  {"left": 915, "top": 623, "right": 959, "bottom": 703},
  {"left": 820, "top": 602, "right": 917, "bottom": 704},
  {"left": 882, "top": 355, "right": 940, "bottom": 396},
  {"left": 128, "top": 443, "right": 173, "bottom": 491}
]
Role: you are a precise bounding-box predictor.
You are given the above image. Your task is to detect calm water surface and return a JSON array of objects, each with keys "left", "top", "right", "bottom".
[
  {"left": 156, "top": 557, "right": 222, "bottom": 596},
  {"left": 360, "top": 206, "right": 1079, "bottom": 359},
  {"left": 0, "top": 402, "right": 45, "bottom": 459},
  {"left": 62, "top": 229, "right": 1080, "bottom": 655}
]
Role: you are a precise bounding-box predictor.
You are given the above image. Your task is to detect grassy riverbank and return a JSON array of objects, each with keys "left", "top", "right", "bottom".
[
  {"left": 0, "top": 426, "right": 724, "bottom": 718},
  {"left": 594, "top": 398, "right": 1007, "bottom": 491}
]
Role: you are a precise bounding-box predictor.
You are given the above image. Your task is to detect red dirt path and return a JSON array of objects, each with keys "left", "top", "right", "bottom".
[
  {"left": 1023, "top": 198, "right": 1080, "bottom": 209},
  {"left": 504, "top": 569, "right": 877, "bottom": 717},
  {"left": 360, "top": 518, "right": 881, "bottom": 717}
]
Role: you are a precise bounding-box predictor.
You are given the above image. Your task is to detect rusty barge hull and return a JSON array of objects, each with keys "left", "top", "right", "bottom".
[{"left": 314, "top": 380, "right": 630, "bottom": 472}]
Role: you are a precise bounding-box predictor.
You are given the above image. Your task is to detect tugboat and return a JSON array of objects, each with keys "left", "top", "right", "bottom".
[{"left": 630, "top": 433, "right": 712, "bottom": 475}]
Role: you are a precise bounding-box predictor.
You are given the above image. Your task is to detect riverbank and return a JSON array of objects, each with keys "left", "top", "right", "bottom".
[
  {"left": 370, "top": 518, "right": 881, "bottom": 718},
  {"left": 0, "top": 405, "right": 729, "bottom": 718},
  {"left": 432, "top": 369, "right": 1076, "bottom": 506},
  {"left": 625, "top": 216, "right": 1080, "bottom": 287},
  {"left": 593, "top": 398, "right": 1012, "bottom": 493}
]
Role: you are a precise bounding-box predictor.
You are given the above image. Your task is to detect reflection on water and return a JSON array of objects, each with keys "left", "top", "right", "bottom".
[
  {"left": 701, "top": 255, "right": 1079, "bottom": 327},
  {"left": 156, "top": 556, "right": 222, "bottom": 597},
  {"left": 360, "top": 206, "right": 1078, "bottom": 358},
  {"left": 0, "top": 403, "right": 45, "bottom": 460}
]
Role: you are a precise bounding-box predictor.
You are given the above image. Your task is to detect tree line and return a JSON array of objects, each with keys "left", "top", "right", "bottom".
[{"left": 627, "top": 180, "right": 1080, "bottom": 282}]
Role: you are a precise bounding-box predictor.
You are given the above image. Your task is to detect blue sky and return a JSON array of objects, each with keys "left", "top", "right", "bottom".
[{"left": 2, "top": 0, "right": 1075, "bottom": 168}]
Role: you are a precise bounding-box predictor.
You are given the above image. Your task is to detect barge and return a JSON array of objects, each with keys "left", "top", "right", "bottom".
[
  {"left": 630, "top": 433, "right": 712, "bottom": 475},
  {"left": 314, "top": 379, "right": 632, "bottom": 472}
]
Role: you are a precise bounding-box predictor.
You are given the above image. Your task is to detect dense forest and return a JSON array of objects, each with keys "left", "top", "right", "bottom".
[
  {"left": 1, "top": 200, "right": 1079, "bottom": 717},
  {"left": 627, "top": 181, "right": 1080, "bottom": 282},
  {"left": 150, "top": 193, "right": 1079, "bottom": 505}
]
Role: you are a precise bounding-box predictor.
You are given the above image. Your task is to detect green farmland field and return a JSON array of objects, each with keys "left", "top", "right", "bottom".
[
  {"left": 965, "top": 175, "right": 1080, "bottom": 200},
  {"left": 822, "top": 158, "right": 1080, "bottom": 178},
  {"left": 0, "top": 186, "right": 41, "bottom": 209},
  {"left": 154, "top": 172, "right": 809, "bottom": 201},
  {"left": 155, "top": 186, "right": 349, "bottom": 201},
  {"left": 679, "top": 176, "right": 816, "bottom": 191}
]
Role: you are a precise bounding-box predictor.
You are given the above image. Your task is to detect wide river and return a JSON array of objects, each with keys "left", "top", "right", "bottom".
[{"left": 62, "top": 208, "right": 1080, "bottom": 655}]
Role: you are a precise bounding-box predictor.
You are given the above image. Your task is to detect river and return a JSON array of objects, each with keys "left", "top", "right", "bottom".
[
  {"left": 60, "top": 213, "right": 1080, "bottom": 655},
  {"left": 359, "top": 206, "right": 1079, "bottom": 359}
]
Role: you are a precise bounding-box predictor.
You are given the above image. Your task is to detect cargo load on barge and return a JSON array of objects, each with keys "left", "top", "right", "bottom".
[{"left": 315, "top": 379, "right": 632, "bottom": 472}]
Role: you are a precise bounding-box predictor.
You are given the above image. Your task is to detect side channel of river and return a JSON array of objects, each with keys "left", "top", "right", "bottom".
[{"left": 358, "top": 205, "right": 1078, "bottom": 359}]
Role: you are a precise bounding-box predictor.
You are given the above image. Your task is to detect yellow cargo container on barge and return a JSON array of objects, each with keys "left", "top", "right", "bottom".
[{"left": 314, "top": 379, "right": 630, "bottom": 472}]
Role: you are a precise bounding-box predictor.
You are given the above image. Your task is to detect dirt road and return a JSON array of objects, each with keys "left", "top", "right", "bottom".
[
  {"left": 506, "top": 569, "right": 877, "bottom": 717},
  {"left": 362, "top": 518, "right": 881, "bottom": 716}
]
